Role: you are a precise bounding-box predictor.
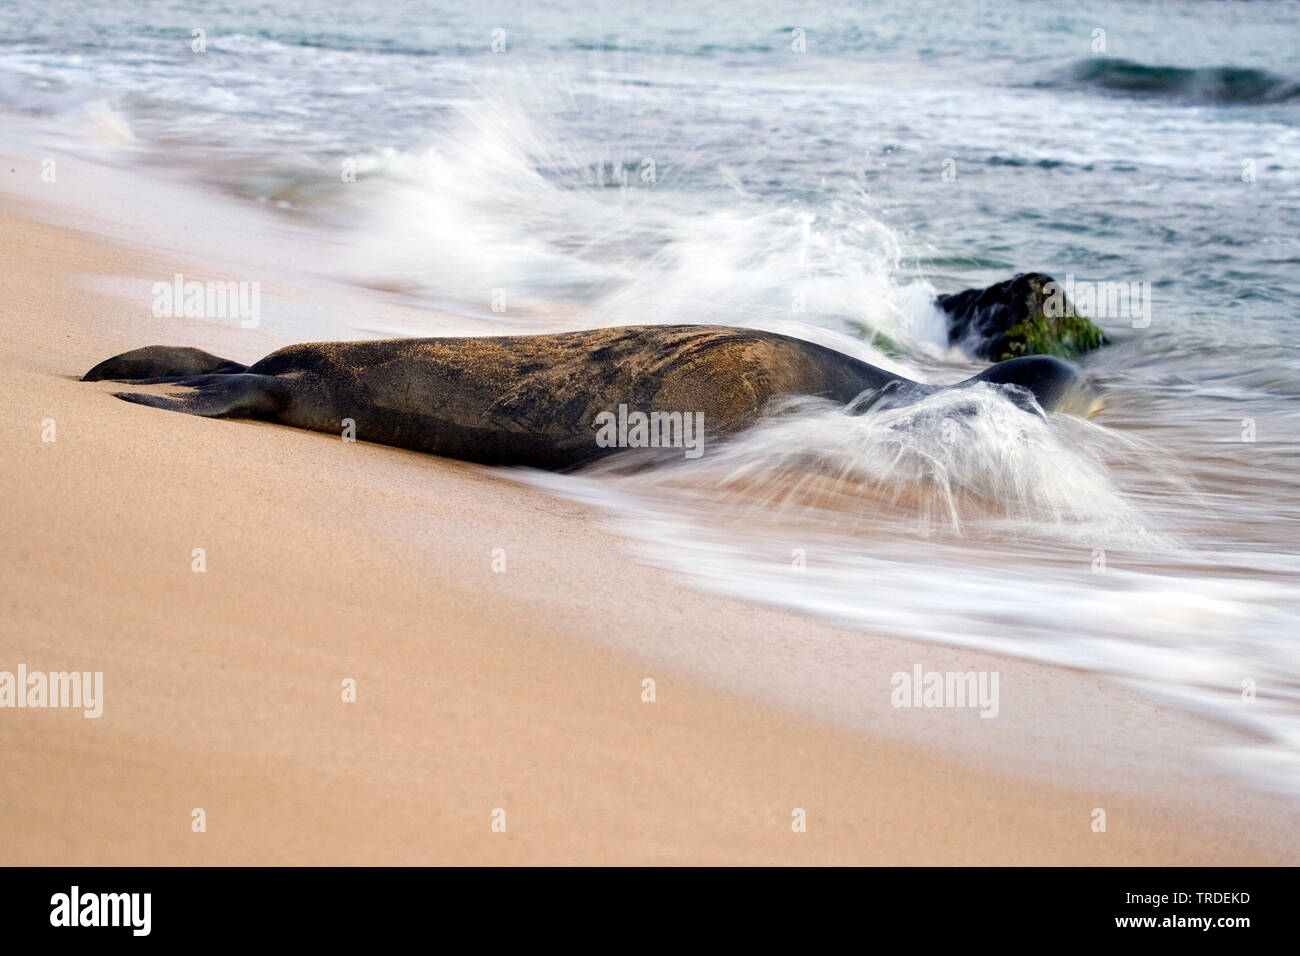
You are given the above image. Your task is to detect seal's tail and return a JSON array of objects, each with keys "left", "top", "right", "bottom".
[{"left": 83, "top": 345, "right": 247, "bottom": 383}]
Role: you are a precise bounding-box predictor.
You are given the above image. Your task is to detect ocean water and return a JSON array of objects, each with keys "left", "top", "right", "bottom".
[{"left": 3, "top": 1, "right": 1299, "bottom": 790}]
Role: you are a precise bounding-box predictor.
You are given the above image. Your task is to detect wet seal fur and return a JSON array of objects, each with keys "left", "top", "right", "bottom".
[{"left": 84, "top": 325, "right": 1098, "bottom": 469}]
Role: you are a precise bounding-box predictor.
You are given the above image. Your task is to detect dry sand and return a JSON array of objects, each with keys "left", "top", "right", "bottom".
[{"left": 0, "top": 202, "right": 1292, "bottom": 864}]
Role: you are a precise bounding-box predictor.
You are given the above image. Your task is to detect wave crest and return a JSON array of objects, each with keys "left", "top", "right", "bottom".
[{"left": 1047, "top": 58, "right": 1300, "bottom": 104}]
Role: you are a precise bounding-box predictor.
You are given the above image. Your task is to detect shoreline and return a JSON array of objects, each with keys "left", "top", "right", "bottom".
[{"left": 0, "top": 192, "right": 1295, "bottom": 864}]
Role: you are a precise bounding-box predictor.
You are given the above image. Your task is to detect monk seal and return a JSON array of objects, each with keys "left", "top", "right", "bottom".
[{"left": 84, "top": 324, "right": 1099, "bottom": 469}]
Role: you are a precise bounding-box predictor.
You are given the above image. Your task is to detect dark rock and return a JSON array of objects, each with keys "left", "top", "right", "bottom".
[{"left": 935, "top": 272, "right": 1109, "bottom": 362}]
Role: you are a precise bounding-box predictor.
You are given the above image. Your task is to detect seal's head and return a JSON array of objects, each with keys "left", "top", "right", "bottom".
[{"left": 961, "top": 355, "right": 1103, "bottom": 418}]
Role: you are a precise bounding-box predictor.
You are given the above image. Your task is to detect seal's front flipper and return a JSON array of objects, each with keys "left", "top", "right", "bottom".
[
  {"left": 84, "top": 346, "right": 248, "bottom": 382},
  {"left": 114, "top": 373, "right": 290, "bottom": 420}
]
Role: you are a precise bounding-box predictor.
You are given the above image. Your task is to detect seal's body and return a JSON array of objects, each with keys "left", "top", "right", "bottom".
[{"left": 84, "top": 325, "right": 1097, "bottom": 469}]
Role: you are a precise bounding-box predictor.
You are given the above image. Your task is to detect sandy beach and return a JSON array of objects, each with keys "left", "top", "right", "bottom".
[{"left": 0, "top": 191, "right": 1294, "bottom": 866}]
